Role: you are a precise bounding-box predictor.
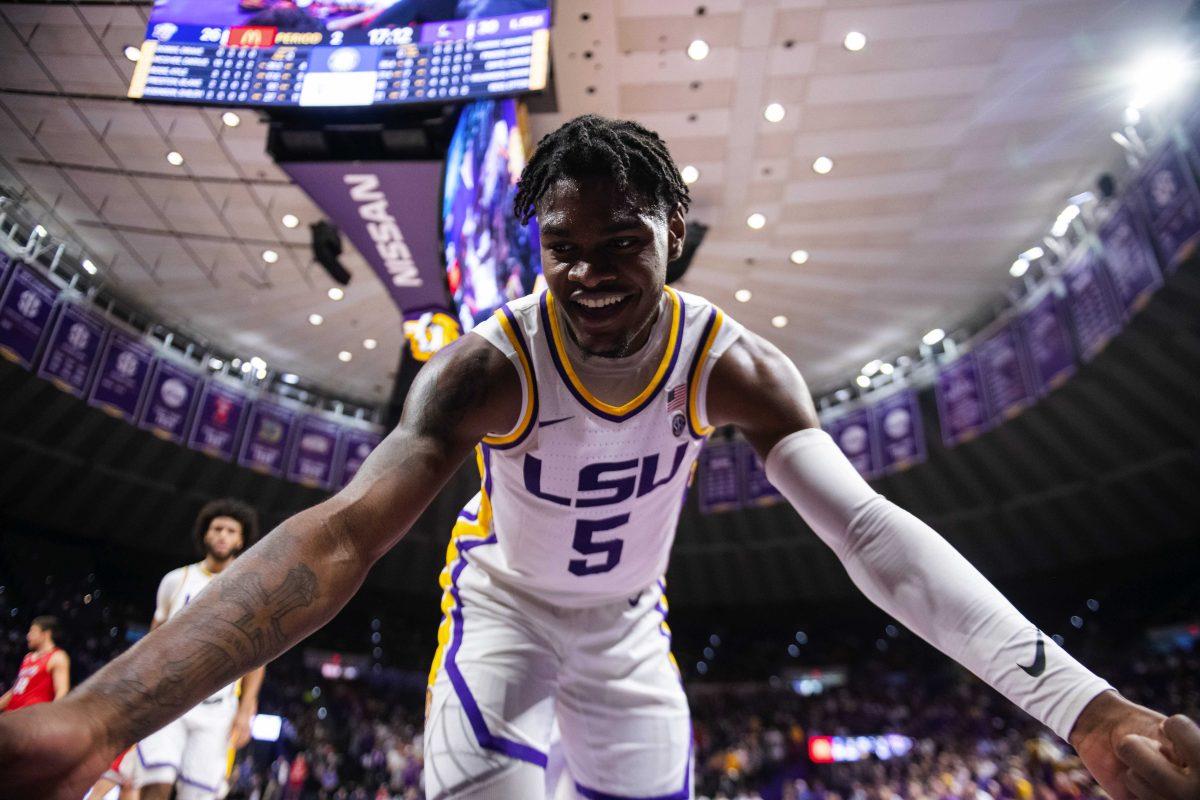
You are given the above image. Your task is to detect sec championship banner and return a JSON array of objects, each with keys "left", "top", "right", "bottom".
[
  {"left": 826, "top": 408, "right": 879, "bottom": 479},
  {"left": 0, "top": 262, "right": 57, "bottom": 369},
  {"left": 239, "top": 401, "right": 297, "bottom": 477},
  {"left": 37, "top": 303, "right": 106, "bottom": 398},
  {"left": 872, "top": 390, "right": 926, "bottom": 474},
  {"left": 138, "top": 358, "right": 201, "bottom": 443},
  {"left": 88, "top": 330, "right": 153, "bottom": 422},
  {"left": 1018, "top": 292, "right": 1076, "bottom": 396},
  {"left": 935, "top": 354, "right": 989, "bottom": 447},
  {"left": 1136, "top": 141, "right": 1200, "bottom": 273},
  {"left": 698, "top": 441, "right": 741, "bottom": 514},
  {"left": 288, "top": 416, "right": 341, "bottom": 489},
  {"left": 1063, "top": 249, "right": 1121, "bottom": 362},
  {"left": 281, "top": 161, "right": 450, "bottom": 315},
  {"left": 1098, "top": 203, "right": 1162, "bottom": 316},
  {"left": 337, "top": 429, "right": 382, "bottom": 489},
  {"left": 975, "top": 324, "right": 1035, "bottom": 423},
  {"left": 189, "top": 380, "right": 249, "bottom": 461}
]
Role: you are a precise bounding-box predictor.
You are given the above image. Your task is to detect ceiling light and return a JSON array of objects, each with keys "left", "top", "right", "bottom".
[
  {"left": 687, "top": 39, "right": 710, "bottom": 61},
  {"left": 1010, "top": 258, "right": 1029, "bottom": 278},
  {"left": 1128, "top": 47, "right": 1192, "bottom": 109},
  {"left": 680, "top": 165, "right": 700, "bottom": 185},
  {"left": 812, "top": 156, "right": 833, "bottom": 174},
  {"left": 1019, "top": 246, "right": 1044, "bottom": 260},
  {"left": 856, "top": 374, "right": 871, "bottom": 388},
  {"left": 789, "top": 249, "right": 809, "bottom": 265},
  {"left": 1051, "top": 204, "right": 1080, "bottom": 237},
  {"left": 309, "top": 313, "right": 324, "bottom": 326},
  {"left": 221, "top": 111, "right": 241, "bottom": 127},
  {"left": 208, "top": 358, "right": 224, "bottom": 370},
  {"left": 33, "top": 225, "right": 47, "bottom": 238},
  {"left": 735, "top": 289, "right": 752, "bottom": 303},
  {"left": 123, "top": 45, "right": 141, "bottom": 62},
  {"left": 166, "top": 151, "right": 184, "bottom": 166},
  {"left": 1068, "top": 191, "right": 1095, "bottom": 206},
  {"left": 81, "top": 258, "right": 97, "bottom": 275},
  {"left": 281, "top": 373, "right": 300, "bottom": 385},
  {"left": 922, "top": 328, "right": 945, "bottom": 346},
  {"left": 764, "top": 103, "right": 786, "bottom": 123},
  {"left": 862, "top": 359, "right": 882, "bottom": 376},
  {"left": 363, "top": 338, "right": 378, "bottom": 350},
  {"left": 772, "top": 315, "right": 787, "bottom": 328},
  {"left": 338, "top": 350, "right": 353, "bottom": 362},
  {"left": 262, "top": 249, "right": 279, "bottom": 263},
  {"left": 1124, "top": 106, "right": 1141, "bottom": 126},
  {"left": 327, "top": 287, "right": 344, "bottom": 301},
  {"left": 282, "top": 213, "right": 300, "bottom": 228},
  {"left": 255, "top": 368, "right": 267, "bottom": 380},
  {"left": 249, "top": 356, "right": 266, "bottom": 370},
  {"left": 879, "top": 362, "right": 894, "bottom": 375},
  {"left": 746, "top": 212, "right": 766, "bottom": 230},
  {"left": 240, "top": 362, "right": 252, "bottom": 374},
  {"left": 843, "top": 31, "right": 867, "bottom": 52}
]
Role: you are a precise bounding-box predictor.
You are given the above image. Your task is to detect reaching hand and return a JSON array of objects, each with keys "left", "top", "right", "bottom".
[
  {"left": 0, "top": 698, "right": 118, "bottom": 800},
  {"left": 1069, "top": 690, "right": 1181, "bottom": 800},
  {"left": 1118, "top": 714, "right": 1200, "bottom": 800},
  {"left": 230, "top": 708, "right": 254, "bottom": 750}
]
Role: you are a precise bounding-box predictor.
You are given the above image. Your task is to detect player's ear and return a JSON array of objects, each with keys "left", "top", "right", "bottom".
[{"left": 666, "top": 203, "right": 686, "bottom": 262}]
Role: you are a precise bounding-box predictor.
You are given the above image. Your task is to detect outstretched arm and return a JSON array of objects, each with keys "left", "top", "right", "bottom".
[
  {"left": 0, "top": 332, "right": 520, "bottom": 800},
  {"left": 708, "top": 330, "right": 1171, "bottom": 800},
  {"left": 49, "top": 652, "right": 70, "bottom": 699}
]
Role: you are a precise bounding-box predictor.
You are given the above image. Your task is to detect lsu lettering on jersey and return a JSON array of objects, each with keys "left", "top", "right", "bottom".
[
  {"left": 154, "top": 564, "right": 238, "bottom": 703},
  {"left": 438, "top": 287, "right": 743, "bottom": 611}
]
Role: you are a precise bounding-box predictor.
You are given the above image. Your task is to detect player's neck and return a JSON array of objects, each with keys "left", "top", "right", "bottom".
[
  {"left": 201, "top": 554, "right": 233, "bottom": 575},
  {"left": 34, "top": 641, "right": 54, "bottom": 655}
]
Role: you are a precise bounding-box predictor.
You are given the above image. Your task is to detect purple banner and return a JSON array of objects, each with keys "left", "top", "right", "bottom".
[
  {"left": 872, "top": 390, "right": 926, "bottom": 473},
  {"left": 0, "top": 263, "right": 57, "bottom": 369},
  {"left": 698, "top": 441, "right": 742, "bottom": 514},
  {"left": 36, "top": 303, "right": 106, "bottom": 398},
  {"left": 1018, "top": 292, "right": 1076, "bottom": 396},
  {"left": 826, "top": 408, "right": 878, "bottom": 478},
  {"left": 976, "top": 325, "right": 1035, "bottom": 423},
  {"left": 189, "top": 381, "right": 249, "bottom": 461},
  {"left": 0, "top": 253, "right": 12, "bottom": 288},
  {"left": 738, "top": 440, "right": 783, "bottom": 506},
  {"left": 281, "top": 161, "right": 449, "bottom": 314},
  {"left": 238, "top": 401, "right": 297, "bottom": 477},
  {"left": 337, "top": 429, "right": 383, "bottom": 489},
  {"left": 1137, "top": 142, "right": 1200, "bottom": 273},
  {"left": 288, "top": 416, "right": 342, "bottom": 489},
  {"left": 138, "top": 358, "right": 201, "bottom": 443},
  {"left": 88, "top": 330, "right": 154, "bottom": 421},
  {"left": 1063, "top": 249, "right": 1122, "bottom": 362},
  {"left": 935, "top": 354, "right": 989, "bottom": 447},
  {"left": 1098, "top": 203, "right": 1162, "bottom": 315}
]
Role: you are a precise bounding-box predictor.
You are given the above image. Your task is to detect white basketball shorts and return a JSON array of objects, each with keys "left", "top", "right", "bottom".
[{"left": 132, "top": 692, "right": 236, "bottom": 799}]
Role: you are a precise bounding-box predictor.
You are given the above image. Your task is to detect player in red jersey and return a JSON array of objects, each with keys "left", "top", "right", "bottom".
[{"left": 0, "top": 616, "right": 69, "bottom": 712}]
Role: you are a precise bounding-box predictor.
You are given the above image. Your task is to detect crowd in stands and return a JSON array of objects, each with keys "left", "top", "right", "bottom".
[{"left": 1, "top": 561, "right": 1197, "bottom": 800}]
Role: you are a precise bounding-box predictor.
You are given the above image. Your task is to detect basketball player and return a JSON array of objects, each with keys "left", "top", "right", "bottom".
[
  {"left": 125, "top": 499, "right": 266, "bottom": 800},
  {"left": 0, "top": 116, "right": 1192, "bottom": 800},
  {"left": 0, "top": 616, "right": 68, "bottom": 712}
]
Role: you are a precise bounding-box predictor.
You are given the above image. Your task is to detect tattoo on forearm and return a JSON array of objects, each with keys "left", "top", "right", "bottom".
[{"left": 216, "top": 565, "right": 319, "bottom": 662}]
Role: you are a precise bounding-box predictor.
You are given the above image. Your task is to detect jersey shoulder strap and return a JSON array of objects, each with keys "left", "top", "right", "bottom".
[
  {"left": 472, "top": 294, "right": 540, "bottom": 450},
  {"left": 674, "top": 291, "right": 745, "bottom": 437}
]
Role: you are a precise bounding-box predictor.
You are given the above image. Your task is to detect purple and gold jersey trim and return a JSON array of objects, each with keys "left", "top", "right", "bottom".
[
  {"left": 685, "top": 306, "right": 723, "bottom": 439},
  {"left": 481, "top": 306, "right": 538, "bottom": 450},
  {"left": 540, "top": 287, "right": 685, "bottom": 423}
]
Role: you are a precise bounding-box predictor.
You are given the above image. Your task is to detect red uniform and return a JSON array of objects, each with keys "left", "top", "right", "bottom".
[{"left": 5, "top": 648, "right": 59, "bottom": 711}]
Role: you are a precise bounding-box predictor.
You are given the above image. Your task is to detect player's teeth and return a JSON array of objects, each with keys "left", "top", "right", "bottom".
[{"left": 578, "top": 295, "right": 624, "bottom": 308}]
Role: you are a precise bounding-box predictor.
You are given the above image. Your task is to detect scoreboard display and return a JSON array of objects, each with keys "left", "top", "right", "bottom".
[{"left": 127, "top": 0, "right": 551, "bottom": 108}]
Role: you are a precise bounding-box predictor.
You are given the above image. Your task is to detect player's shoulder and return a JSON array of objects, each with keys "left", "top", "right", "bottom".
[{"left": 159, "top": 563, "right": 192, "bottom": 587}]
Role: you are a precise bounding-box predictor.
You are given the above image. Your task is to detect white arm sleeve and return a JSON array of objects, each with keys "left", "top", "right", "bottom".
[{"left": 765, "top": 428, "right": 1113, "bottom": 741}]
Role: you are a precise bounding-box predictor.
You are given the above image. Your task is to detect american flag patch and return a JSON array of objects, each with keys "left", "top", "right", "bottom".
[{"left": 666, "top": 383, "right": 686, "bottom": 412}]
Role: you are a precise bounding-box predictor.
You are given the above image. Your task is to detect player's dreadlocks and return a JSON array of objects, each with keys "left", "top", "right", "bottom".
[{"left": 513, "top": 115, "right": 691, "bottom": 225}]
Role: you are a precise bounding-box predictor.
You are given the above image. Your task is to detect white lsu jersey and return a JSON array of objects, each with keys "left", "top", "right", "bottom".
[
  {"left": 441, "top": 287, "right": 743, "bottom": 610},
  {"left": 154, "top": 563, "right": 238, "bottom": 703}
]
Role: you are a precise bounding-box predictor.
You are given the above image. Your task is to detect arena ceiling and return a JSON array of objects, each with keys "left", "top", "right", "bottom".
[{"left": 0, "top": 0, "right": 1191, "bottom": 406}]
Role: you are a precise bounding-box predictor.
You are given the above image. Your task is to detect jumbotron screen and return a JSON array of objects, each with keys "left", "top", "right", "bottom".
[
  {"left": 442, "top": 98, "right": 543, "bottom": 332},
  {"left": 126, "top": 0, "right": 551, "bottom": 108}
]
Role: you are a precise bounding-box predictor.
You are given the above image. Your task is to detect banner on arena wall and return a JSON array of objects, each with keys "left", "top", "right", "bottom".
[
  {"left": 1062, "top": 249, "right": 1122, "bottom": 362},
  {"left": 0, "top": 262, "right": 57, "bottom": 369},
  {"left": 1136, "top": 141, "right": 1200, "bottom": 273},
  {"left": 88, "top": 330, "right": 154, "bottom": 422},
  {"left": 189, "top": 380, "right": 249, "bottom": 461},
  {"left": 826, "top": 407, "right": 879, "bottom": 478},
  {"left": 281, "top": 161, "right": 451, "bottom": 316},
  {"left": 36, "top": 302, "right": 107, "bottom": 398},
  {"left": 138, "top": 358, "right": 202, "bottom": 444},
  {"left": 975, "top": 324, "right": 1036, "bottom": 424},
  {"left": 698, "top": 441, "right": 741, "bottom": 514},
  {"left": 1017, "top": 291, "right": 1076, "bottom": 396},
  {"left": 738, "top": 440, "right": 783, "bottom": 507},
  {"left": 934, "top": 353, "right": 989, "bottom": 447},
  {"left": 337, "top": 429, "right": 383, "bottom": 489},
  {"left": 1097, "top": 203, "right": 1162, "bottom": 316},
  {"left": 872, "top": 390, "right": 926, "bottom": 474},
  {"left": 238, "top": 401, "right": 297, "bottom": 477},
  {"left": 288, "top": 415, "right": 341, "bottom": 489}
]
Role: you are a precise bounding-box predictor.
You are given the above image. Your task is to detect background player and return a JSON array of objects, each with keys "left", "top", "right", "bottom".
[
  {"left": 0, "top": 616, "right": 69, "bottom": 713},
  {"left": 128, "top": 499, "right": 266, "bottom": 800},
  {"left": 0, "top": 115, "right": 1193, "bottom": 800}
]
